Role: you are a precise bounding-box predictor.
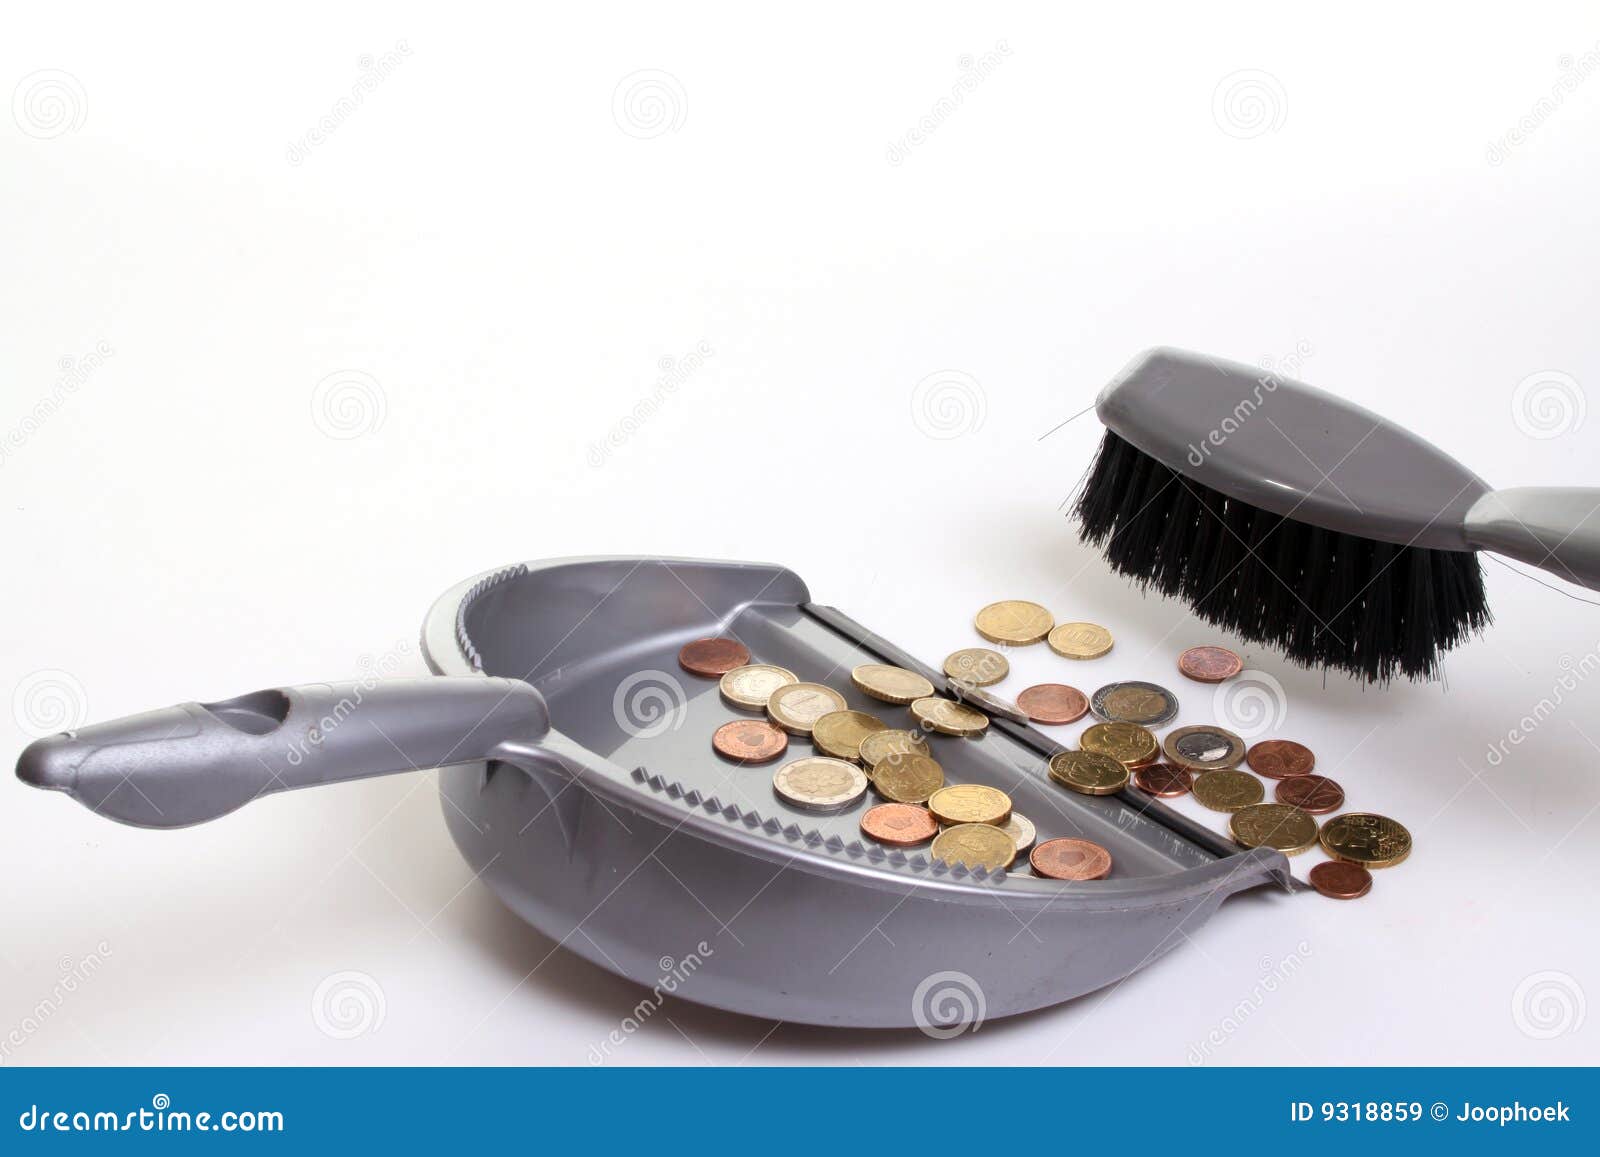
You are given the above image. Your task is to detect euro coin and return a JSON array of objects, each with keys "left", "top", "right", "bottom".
[
  {"left": 1176, "top": 645, "right": 1242, "bottom": 683},
  {"left": 1190, "top": 768, "right": 1265, "bottom": 812},
  {"left": 910, "top": 696, "right": 989, "bottom": 737},
  {"left": 1308, "top": 860, "right": 1373, "bottom": 899},
  {"left": 1047, "top": 622, "right": 1113, "bottom": 660},
  {"left": 850, "top": 663, "right": 935, "bottom": 705},
  {"left": 1162, "top": 724, "right": 1246, "bottom": 770},
  {"left": 974, "top": 600, "right": 1054, "bottom": 646},
  {"left": 811, "top": 710, "right": 889, "bottom": 762},
  {"left": 1080, "top": 721, "right": 1159, "bottom": 766},
  {"left": 1016, "top": 683, "right": 1089, "bottom": 724},
  {"left": 1319, "top": 812, "right": 1412, "bottom": 869},
  {"left": 872, "top": 753, "right": 945, "bottom": 804},
  {"left": 1228, "top": 802, "right": 1318, "bottom": 854},
  {"left": 927, "top": 783, "right": 1012, "bottom": 826},
  {"left": 1047, "top": 750, "right": 1129, "bottom": 795},
  {"left": 942, "top": 647, "right": 1009, "bottom": 686},
  {"left": 1246, "top": 739, "right": 1315, "bottom": 778},
  {"left": 679, "top": 636, "right": 752, "bottom": 677},
  {"left": 949, "top": 684, "right": 1028, "bottom": 724},
  {"left": 1089, "top": 681, "right": 1179, "bottom": 727},
  {"left": 858, "top": 728, "right": 931, "bottom": 771},
  {"left": 772, "top": 756, "right": 868, "bottom": 813},
  {"left": 1274, "top": 774, "right": 1344, "bottom": 815},
  {"left": 719, "top": 663, "right": 798, "bottom": 710},
  {"left": 932, "top": 823, "right": 1016, "bottom": 871},
  {"left": 860, "top": 803, "right": 939, "bottom": 847},
  {"left": 1001, "top": 811, "right": 1037, "bottom": 854},
  {"left": 766, "top": 682, "right": 848, "bottom": 735},
  {"left": 711, "top": 719, "right": 788, "bottom": 764},
  {"left": 1132, "top": 762, "right": 1193, "bottom": 797},
  {"left": 1030, "top": 837, "right": 1112, "bottom": 880}
]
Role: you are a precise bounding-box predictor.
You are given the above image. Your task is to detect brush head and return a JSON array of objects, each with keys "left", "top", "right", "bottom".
[{"left": 1074, "top": 349, "right": 1494, "bottom": 683}]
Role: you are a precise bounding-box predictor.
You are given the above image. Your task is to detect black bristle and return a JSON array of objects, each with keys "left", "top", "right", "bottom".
[{"left": 1071, "top": 432, "right": 1491, "bottom": 683}]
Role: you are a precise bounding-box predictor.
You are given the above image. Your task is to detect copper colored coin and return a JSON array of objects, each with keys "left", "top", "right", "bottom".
[
  {"left": 1132, "top": 762, "right": 1193, "bottom": 797},
  {"left": 1274, "top": 774, "right": 1344, "bottom": 814},
  {"left": 1015, "top": 683, "right": 1089, "bottom": 725},
  {"left": 1177, "top": 645, "right": 1243, "bottom": 683},
  {"left": 860, "top": 803, "right": 939, "bottom": 847},
  {"left": 1030, "top": 838, "right": 1112, "bottom": 881},
  {"left": 1308, "top": 860, "right": 1372, "bottom": 900},
  {"left": 1246, "top": 739, "right": 1316, "bottom": 779},
  {"left": 679, "top": 636, "right": 751, "bottom": 677},
  {"left": 711, "top": 719, "right": 788, "bottom": 764}
]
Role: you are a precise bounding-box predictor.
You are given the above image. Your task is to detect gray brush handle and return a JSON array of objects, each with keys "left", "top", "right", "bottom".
[
  {"left": 15, "top": 677, "right": 551, "bottom": 828},
  {"left": 1464, "top": 488, "right": 1600, "bottom": 590}
]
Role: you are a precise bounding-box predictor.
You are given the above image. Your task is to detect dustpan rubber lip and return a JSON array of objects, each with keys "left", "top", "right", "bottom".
[{"left": 419, "top": 555, "right": 1289, "bottom": 907}]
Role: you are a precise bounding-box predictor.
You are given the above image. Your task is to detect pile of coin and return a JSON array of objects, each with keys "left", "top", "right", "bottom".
[{"left": 950, "top": 602, "right": 1411, "bottom": 902}]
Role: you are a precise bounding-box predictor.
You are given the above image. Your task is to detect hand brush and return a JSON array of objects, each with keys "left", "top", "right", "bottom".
[{"left": 1071, "top": 348, "right": 1600, "bottom": 683}]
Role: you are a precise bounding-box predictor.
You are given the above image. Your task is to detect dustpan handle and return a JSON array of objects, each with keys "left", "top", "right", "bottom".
[
  {"left": 14, "top": 676, "right": 550, "bottom": 829},
  {"left": 1464, "top": 487, "right": 1600, "bottom": 591}
]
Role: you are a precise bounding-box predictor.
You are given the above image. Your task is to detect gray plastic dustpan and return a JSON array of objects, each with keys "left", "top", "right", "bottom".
[{"left": 15, "top": 556, "right": 1290, "bottom": 1028}]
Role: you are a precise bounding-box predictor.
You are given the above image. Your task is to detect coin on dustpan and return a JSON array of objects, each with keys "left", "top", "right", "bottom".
[
  {"left": 927, "top": 783, "right": 1012, "bottom": 826},
  {"left": 851, "top": 663, "right": 935, "bottom": 705},
  {"left": 772, "top": 756, "right": 868, "bottom": 813},
  {"left": 811, "top": 710, "right": 888, "bottom": 762},
  {"left": 858, "top": 729, "right": 931, "bottom": 771},
  {"left": 872, "top": 752, "right": 945, "bottom": 804},
  {"left": 910, "top": 697, "right": 989, "bottom": 737},
  {"left": 932, "top": 823, "right": 1016, "bottom": 871},
  {"left": 1080, "top": 721, "right": 1159, "bottom": 766},
  {"left": 766, "top": 682, "right": 848, "bottom": 735},
  {"left": 719, "top": 664, "right": 798, "bottom": 710}
]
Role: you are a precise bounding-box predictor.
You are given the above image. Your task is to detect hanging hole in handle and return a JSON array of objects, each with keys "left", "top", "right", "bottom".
[{"left": 200, "top": 689, "right": 291, "bottom": 735}]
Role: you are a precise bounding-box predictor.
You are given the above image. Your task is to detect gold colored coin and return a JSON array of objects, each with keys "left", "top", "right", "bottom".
[
  {"left": 811, "top": 710, "right": 889, "bottom": 762},
  {"left": 942, "top": 648, "right": 1009, "bottom": 686},
  {"left": 1319, "top": 812, "right": 1413, "bottom": 869},
  {"left": 927, "top": 783, "right": 1013, "bottom": 826},
  {"left": 858, "top": 729, "right": 931, "bottom": 770},
  {"left": 872, "top": 753, "right": 945, "bottom": 804},
  {"left": 1001, "top": 811, "right": 1037, "bottom": 854},
  {"left": 850, "top": 663, "right": 936, "bottom": 705},
  {"left": 1229, "top": 803, "right": 1318, "bottom": 854},
  {"left": 771, "top": 756, "right": 868, "bottom": 813},
  {"left": 1190, "top": 768, "right": 1265, "bottom": 812},
  {"left": 1080, "top": 721, "right": 1158, "bottom": 766},
  {"left": 1047, "top": 622, "right": 1113, "bottom": 660},
  {"left": 974, "top": 600, "right": 1054, "bottom": 646},
  {"left": 910, "top": 696, "right": 989, "bottom": 737},
  {"left": 1161, "top": 724, "right": 1247, "bottom": 771},
  {"left": 1047, "top": 750, "right": 1129, "bottom": 795},
  {"left": 719, "top": 663, "right": 799, "bottom": 710},
  {"left": 766, "top": 682, "right": 848, "bottom": 735},
  {"left": 931, "top": 823, "right": 1016, "bottom": 871}
]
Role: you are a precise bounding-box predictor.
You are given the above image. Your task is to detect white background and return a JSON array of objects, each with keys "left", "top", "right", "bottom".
[{"left": 3, "top": 1, "right": 1598, "bottom": 1066}]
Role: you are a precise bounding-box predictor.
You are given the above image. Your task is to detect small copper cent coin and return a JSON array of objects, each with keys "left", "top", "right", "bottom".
[
  {"left": 678, "top": 636, "right": 751, "bottom": 677},
  {"left": 1016, "top": 683, "right": 1089, "bottom": 725},
  {"left": 860, "top": 803, "right": 939, "bottom": 847},
  {"left": 1274, "top": 774, "right": 1344, "bottom": 814},
  {"left": 1246, "top": 739, "right": 1316, "bottom": 779},
  {"left": 1177, "top": 645, "right": 1243, "bottom": 683},
  {"left": 1308, "top": 860, "right": 1373, "bottom": 900},
  {"left": 1030, "top": 837, "right": 1112, "bottom": 881},
  {"left": 1132, "top": 762, "right": 1193, "bottom": 797},
  {"left": 711, "top": 719, "right": 789, "bottom": 764}
]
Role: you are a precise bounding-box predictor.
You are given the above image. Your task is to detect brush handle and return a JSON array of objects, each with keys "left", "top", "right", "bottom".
[{"left": 1464, "top": 488, "right": 1600, "bottom": 590}]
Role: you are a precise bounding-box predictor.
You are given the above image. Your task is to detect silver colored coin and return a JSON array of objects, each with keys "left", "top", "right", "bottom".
[
  {"left": 1162, "top": 724, "right": 1247, "bottom": 771},
  {"left": 1089, "top": 680, "right": 1179, "bottom": 727},
  {"left": 1002, "top": 811, "right": 1037, "bottom": 854},
  {"left": 772, "top": 756, "right": 869, "bottom": 813},
  {"left": 947, "top": 682, "right": 1029, "bottom": 724}
]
